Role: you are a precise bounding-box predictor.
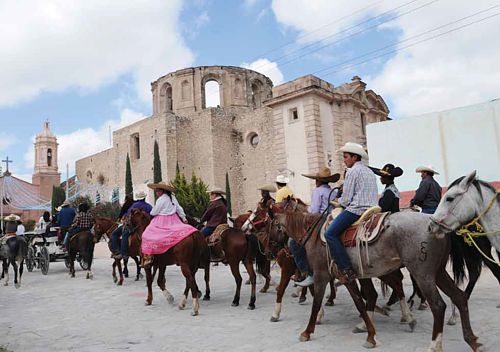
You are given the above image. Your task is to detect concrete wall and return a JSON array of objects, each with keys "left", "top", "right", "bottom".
[{"left": 367, "top": 99, "right": 500, "bottom": 192}]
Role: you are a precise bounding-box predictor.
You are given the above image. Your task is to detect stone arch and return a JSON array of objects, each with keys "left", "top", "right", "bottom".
[
  {"left": 201, "top": 74, "right": 223, "bottom": 109},
  {"left": 250, "top": 79, "right": 263, "bottom": 108},
  {"left": 234, "top": 78, "right": 243, "bottom": 98},
  {"left": 47, "top": 148, "right": 52, "bottom": 167},
  {"left": 159, "top": 82, "right": 173, "bottom": 112}
]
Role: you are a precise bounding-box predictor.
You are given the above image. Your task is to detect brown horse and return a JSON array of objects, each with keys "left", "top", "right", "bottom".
[
  {"left": 130, "top": 209, "right": 210, "bottom": 316},
  {"left": 67, "top": 231, "right": 94, "bottom": 279},
  {"left": 94, "top": 217, "right": 142, "bottom": 285}
]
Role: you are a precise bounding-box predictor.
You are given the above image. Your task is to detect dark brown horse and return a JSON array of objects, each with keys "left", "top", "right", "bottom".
[
  {"left": 94, "top": 217, "right": 142, "bottom": 285},
  {"left": 130, "top": 209, "right": 210, "bottom": 316},
  {"left": 67, "top": 230, "right": 94, "bottom": 279}
]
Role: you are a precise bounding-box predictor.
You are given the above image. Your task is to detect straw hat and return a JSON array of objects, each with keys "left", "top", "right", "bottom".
[
  {"left": 301, "top": 167, "right": 341, "bottom": 183},
  {"left": 135, "top": 191, "right": 147, "bottom": 200},
  {"left": 147, "top": 181, "right": 176, "bottom": 192},
  {"left": 257, "top": 184, "right": 277, "bottom": 192},
  {"left": 337, "top": 142, "right": 369, "bottom": 160},
  {"left": 415, "top": 165, "right": 440, "bottom": 175},
  {"left": 207, "top": 187, "right": 225, "bottom": 195},
  {"left": 4, "top": 214, "right": 21, "bottom": 222},
  {"left": 61, "top": 200, "right": 70, "bottom": 207},
  {"left": 275, "top": 175, "right": 290, "bottom": 184},
  {"left": 370, "top": 164, "right": 404, "bottom": 178}
]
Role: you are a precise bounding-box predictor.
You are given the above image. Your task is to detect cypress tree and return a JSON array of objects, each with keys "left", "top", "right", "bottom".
[
  {"left": 153, "top": 140, "right": 162, "bottom": 183},
  {"left": 225, "top": 172, "right": 232, "bottom": 216},
  {"left": 125, "top": 153, "right": 133, "bottom": 197},
  {"left": 51, "top": 186, "right": 66, "bottom": 213}
]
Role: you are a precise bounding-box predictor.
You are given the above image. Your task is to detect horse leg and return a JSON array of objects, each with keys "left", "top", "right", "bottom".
[
  {"left": 69, "top": 251, "right": 76, "bottom": 278},
  {"left": 436, "top": 270, "right": 482, "bottom": 351},
  {"left": 116, "top": 259, "right": 124, "bottom": 286},
  {"left": 112, "top": 261, "right": 118, "bottom": 283},
  {"left": 3, "top": 262, "right": 9, "bottom": 286},
  {"left": 299, "top": 273, "right": 328, "bottom": 342},
  {"left": 179, "top": 263, "right": 200, "bottom": 316},
  {"left": 353, "top": 279, "right": 377, "bottom": 334},
  {"left": 145, "top": 265, "right": 154, "bottom": 306},
  {"left": 243, "top": 257, "right": 257, "bottom": 310},
  {"left": 325, "top": 278, "right": 336, "bottom": 306},
  {"left": 410, "top": 274, "right": 428, "bottom": 310},
  {"left": 132, "top": 256, "right": 142, "bottom": 281},
  {"left": 383, "top": 271, "right": 416, "bottom": 330},
  {"left": 86, "top": 244, "right": 94, "bottom": 279},
  {"left": 271, "top": 254, "right": 294, "bottom": 322},
  {"left": 18, "top": 259, "right": 24, "bottom": 288},
  {"left": 203, "top": 259, "right": 211, "bottom": 301},
  {"left": 259, "top": 259, "right": 271, "bottom": 293},
  {"left": 299, "top": 287, "right": 308, "bottom": 304},
  {"left": 157, "top": 265, "right": 174, "bottom": 304},
  {"left": 123, "top": 257, "right": 129, "bottom": 278}
]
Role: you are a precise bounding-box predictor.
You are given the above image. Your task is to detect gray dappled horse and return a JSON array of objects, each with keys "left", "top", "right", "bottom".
[
  {"left": 0, "top": 235, "right": 28, "bottom": 288},
  {"left": 270, "top": 210, "right": 482, "bottom": 351}
]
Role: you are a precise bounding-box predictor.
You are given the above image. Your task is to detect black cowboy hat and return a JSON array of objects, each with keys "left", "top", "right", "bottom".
[{"left": 370, "top": 164, "right": 403, "bottom": 178}]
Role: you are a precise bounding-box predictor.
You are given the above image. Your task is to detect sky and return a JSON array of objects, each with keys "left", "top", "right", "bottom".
[{"left": 0, "top": 0, "right": 499, "bottom": 182}]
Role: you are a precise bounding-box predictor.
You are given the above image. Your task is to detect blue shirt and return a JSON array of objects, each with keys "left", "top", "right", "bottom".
[
  {"left": 340, "top": 161, "right": 379, "bottom": 215},
  {"left": 125, "top": 200, "right": 153, "bottom": 216},
  {"left": 309, "top": 184, "right": 337, "bottom": 214},
  {"left": 58, "top": 207, "right": 76, "bottom": 227}
]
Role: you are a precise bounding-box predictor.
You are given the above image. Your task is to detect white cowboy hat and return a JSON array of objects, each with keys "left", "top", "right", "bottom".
[
  {"left": 135, "top": 191, "right": 147, "bottom": 199},
  {"left": 275, "top": 175, "right": 290, "bottom": 184},
  {"left": 302, "top": 166, "right": 341, "bottom": 183},
  {"left": 207, "top": 187, "right": 225, "bottom": 195},
  {"left": 416, "top": 165, "right": 440, "bottom": 175},
  {"left": 257, "top": 184, "right": 277, "bottom": 192},
  {"left": 147, "top": 181, "right": 176, "bottom": 192},
  {"left": 337, "top": 142, "right": 369, "bottom": 161},
  {"left": 61, "top": 200, "right": 70, "bottom": 207},
  {"left": 4, "top": 214, "right": 20, "bottom": 222}
]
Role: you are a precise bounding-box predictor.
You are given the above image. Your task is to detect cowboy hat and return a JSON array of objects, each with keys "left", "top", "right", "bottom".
[
  {"left": 415, "top": 165, "right": 440, "bottom": 175},
  {"left": 4, "top": 214, "right": 20, "bottom": 222},
  {"left": 302, "top": 166, "right": 341, "bottom": 183},
  {"left": 275, "top": 175, "right": 290, "bottom": 184},
  {"left": 147, "top": 181, "right": 176, "bottom": 192},
  {"left": 207, "top": 187, "right": 225, "bottom": 195},
  {"left": 56, "top": 206, "right": 62, "bottom": 212},
  {"left": 257, "top": 184, "right": 277, "bottom": 192},
  {"left": 61, "top": 200, "right": 70, "bottom": 207},
  {"left": 370, "top": 164, "right": 403, "bottom": 178},
  {"left": 337, "top": 142, "right": 369, "bottom": 160},
  {"left": 135, "top": 191, "right": 147, "bottom": 199}
]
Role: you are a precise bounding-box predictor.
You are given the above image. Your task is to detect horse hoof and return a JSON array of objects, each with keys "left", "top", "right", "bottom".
[
  {"left": 363, "top": 341, "right": 376, "bottom": 349},
  {"left": 325, "top": 301, "right": 334, "bottom": 307},
  {"left": 446, "top": 319, "right": 456, "bottom": 326},
  {"left": 270, "top": 316, "right": 279, "bottom": 322},
  {"left": 15, "top": 283, "right": 20, "bottom": 289},
  {"left": 135, "top": 277, "right": 140, "bottom": 281},
  {"left": 259, "top": 288, "right": 268, "bottom": 293},
  {"left": 352, "top": 326, "right": 367, "bottom": 334},
  {"left": 247, "top": 305, "right": 255, "bottom": 310},
  {"left": 166, "top": 296, "right": 174, "bottom": 305},
  {"left": 298, "top": 297, "right": 306, "bottom": 304},
  {"left": 383, "top": 304, "right": 392, "bottom": 311},
  {"left": 145, "top": 301, "right": 152, "bottom": 306},
  {"left": 380, "top": 307, "right": 391, "bottom": 316},
  {"left": 113, "top": 277, "right": 117, "bottom": 283},
  {"left": 409, "top": 319, "right": 417, "bottom": 332},
  {"left": 202, "top": 295, "right": 210, "bottom": 301},
  {"left": 299, "top": 333, "right": 310, "bottom": 342},
  {"left": 291, "top": 292, "right": 299, "bottom": 298},
  {"left": 117, "top": 281, "right": 123, "bottom": 286},
  {"left": 245, "top": 279, "right": 250, "bottom": 285},
  {"left": 418, "top": 302, "right": 428, "bottom": 310},
  {"left": 191, "top": 311, "right": 199, "bottom": 316},
  {"left": 178, "top": 305, "right": 186, "bottom": 310}
]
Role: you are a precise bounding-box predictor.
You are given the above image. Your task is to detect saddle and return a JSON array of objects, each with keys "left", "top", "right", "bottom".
[
  {"left": 207, "top": 224, "right": 230, "bottom": 246},
  {"left": 319, "top": 206, "right": 389, "bottom": 248},
  {"left": 0, "top": 233, "right": 17, "bottom": 245}
]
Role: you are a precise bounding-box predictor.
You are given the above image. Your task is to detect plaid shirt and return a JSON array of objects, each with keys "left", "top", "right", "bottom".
[
  {"left": 71, "top": 211, "right": 94, "bottom": 230},
  {"left": 340, "top": 161, "right": 379, "bottom": 215}
]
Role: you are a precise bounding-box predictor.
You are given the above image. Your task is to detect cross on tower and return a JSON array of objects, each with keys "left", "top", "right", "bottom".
[{"left": 2, "top": 156, "right": 13, "bottom": 175}]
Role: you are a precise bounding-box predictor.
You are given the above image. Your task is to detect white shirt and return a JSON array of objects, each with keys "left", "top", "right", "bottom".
[
  {"left": 150, "top": 193, "right": 187, "bottom": 221},
  {"left": 37, "top": 217, "right": 48, "bottom": 231},
  {"left": 16, "top": 224, "right": 25, "bottom": 236}
]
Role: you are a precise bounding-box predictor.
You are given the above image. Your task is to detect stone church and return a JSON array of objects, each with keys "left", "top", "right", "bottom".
[{"left": 75, "top": 66, "right": 389, "bottom": 213}]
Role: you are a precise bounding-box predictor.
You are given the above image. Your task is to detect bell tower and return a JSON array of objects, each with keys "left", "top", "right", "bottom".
[{"left": 32, "top": 121, "right": 61, "bottom": 201}]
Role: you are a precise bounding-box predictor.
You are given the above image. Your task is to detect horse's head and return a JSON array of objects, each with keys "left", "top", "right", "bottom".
[
  {"left": 268, "top": 213, "right": 288, "bottom": 247},
  {"left": 429, "top": 171, "right": 480, "bottom": 238},
  {"left": 93, "top": 217, "right": 117, "bottom": 242},
  {"left": 129, "top": 208, "right": 151, "bottom": 231}
]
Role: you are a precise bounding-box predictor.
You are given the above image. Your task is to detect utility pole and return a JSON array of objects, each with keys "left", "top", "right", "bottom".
[{"left": 66, "top": 163, "right": 69, "bottom": 199}]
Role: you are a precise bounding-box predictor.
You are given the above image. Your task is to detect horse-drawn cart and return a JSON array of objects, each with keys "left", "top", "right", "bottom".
[{"left": 24, "top": 229, "right": 88, "bottom": 275}]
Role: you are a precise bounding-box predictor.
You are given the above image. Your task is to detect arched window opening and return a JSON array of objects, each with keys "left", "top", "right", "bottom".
[
  {"left": 234, "top": 78, "right": 243, "bottom": 98},
  {"left": 160, "top": 83, "right": 173, "bottom": 112},
  {"left": 47, "top": 148, "right": 52, "bottom": 167},
  {"left": 251, "top": 81, "right": 262, "bottom": 108},
  {"left": 181, "top": 80, "right": 190, "bottom": 101},
  {"left": 204, "top": 80, "right": 221, "bottom": 108},
  {"left": 360, "top": 112, "right": 366, "bottom": 135}
]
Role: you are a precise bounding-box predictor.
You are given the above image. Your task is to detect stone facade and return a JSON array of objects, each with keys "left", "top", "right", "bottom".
[{"left": 75, "top": 66, "right": 389, "bottom": 214}]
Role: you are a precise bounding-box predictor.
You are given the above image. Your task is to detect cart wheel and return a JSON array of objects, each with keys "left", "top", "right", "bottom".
[
  {"left": 79, "top": 257, "right": 89, "bottom": 271},
  {"left": 26, "top": 247, "right": 35, "bottom": 272},
  {"left": 64, "top": 258, "right": 70, "bottom": 269},
  {"left": 40, "top": 246, "right": 50, "bottom": 275}
]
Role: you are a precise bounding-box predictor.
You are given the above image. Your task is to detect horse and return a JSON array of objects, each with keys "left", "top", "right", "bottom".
[
  {"left": 269, "top": 210, "right": 482, "bottom": 351},
  {"left": 0, "top": 235, "right": 27, "bottom": 288},
  {"left": 94, "top": 217, "right": 142, "bottom": 285},
  {"left": 66, "top": 230, "right": 94, "bottom": 279},
  {"left": 130, "top": 209, "right": 210, "bottom": 316}
]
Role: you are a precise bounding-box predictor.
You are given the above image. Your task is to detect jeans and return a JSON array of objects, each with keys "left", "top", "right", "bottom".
[
  {"left": 201, "top": 226, "right": 215, "bottom": 237},
  {"left": 324, "top": 210, "right": 360, "bottom": 271},
  {"left": 422, "top": 207, "right": 437, "bottom": 214},
  {"left": 111, "top": 226, "right": 123, "bottom": 253},
  {"left": 289, "top": 238, "right": 310, "bottom": 274},
  {"left": 120, "top": 227, "right": 131, "bottom": 257}
]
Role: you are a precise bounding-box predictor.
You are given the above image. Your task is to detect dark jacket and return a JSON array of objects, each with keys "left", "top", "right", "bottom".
[
  {"left": 379, "top": 184, "right": 400, "bottom": 213},
  {"left": 201, "top": 198, "right": 227, "bottom": 228},
  {"left": 411, "top": 176, "right": 442, "bottom": 208},
  {"left": 126, "top": 200, "right": 153, "bottom": 216},
  {"left": 58, "top": 207, "right": 76, "bottom": 227}
]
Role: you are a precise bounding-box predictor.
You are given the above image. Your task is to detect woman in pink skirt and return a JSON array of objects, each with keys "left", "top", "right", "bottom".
[{"left": 141, "top": 182, "right": 197, "bottom": 268}]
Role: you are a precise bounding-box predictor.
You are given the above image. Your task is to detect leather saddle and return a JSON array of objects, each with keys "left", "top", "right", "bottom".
[
  {"left": 320, "top": 206, "right": 389, "bottom": 248},
  {"left": 207, "top": 224, "right": 230, "bottom": 246}
]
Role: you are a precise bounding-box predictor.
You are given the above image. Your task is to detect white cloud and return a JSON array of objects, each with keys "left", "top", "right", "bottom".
[
  {"left": 0, "top": 0, "right": 194, "bottom": 106},
  {"left": 243, "top": 0, "right": 260, "bottom": 7},
  {"left": 242, "top": 58, "right": 284, "bottom": 85},
  {"left": 0, "top": 133, "right": 16, "bottom": 153},
  {"left": 24, "top": 109, "right": 146, "bottom": 176},
  {"left": 270, "top": 0, "right": 500, "bottom": 117}
]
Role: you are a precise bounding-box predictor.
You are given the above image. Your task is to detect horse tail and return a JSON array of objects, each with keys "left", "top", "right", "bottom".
[
  {"left": 380, "top": 280, "right": 389, "bottom": 298},
  {"left": 19, "top": 236, "right": 28, "bottom": 260},
  {"left": 449, "top": 232, "right": 472, "bottom": 286}
]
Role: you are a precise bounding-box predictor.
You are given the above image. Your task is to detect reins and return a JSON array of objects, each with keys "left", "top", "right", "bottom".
[{"left": 300, "top": 187, "right": 338, "bottom": 247}]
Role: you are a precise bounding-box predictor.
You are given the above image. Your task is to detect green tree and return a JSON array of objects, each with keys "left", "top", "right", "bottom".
[
  {"left": 91, "top": 201, "right": 121, "bottom": 219},
  {"left": 69, "top": 195, "right": 94, "bottom": 210},
  {"left": 51, "top": 186, "right": 66, "bottom": 213},
  {"left": 125, "top": 153, "right": 133, "bottom": 197},
  {"left": 153, "top": 140, "right": 162, "bottom": 200},
  {"left": 225, "top": 172, "right": 232, "bottom": 216},
  {"left": 171, "top": 170, "right": 209, "bottom": 219}
]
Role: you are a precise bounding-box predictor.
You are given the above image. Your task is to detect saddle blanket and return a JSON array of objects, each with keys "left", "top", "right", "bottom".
[
  {"left": 208, "top": 224, "right": 230, "bottom": 245},
  {"left": 141, "top": 214, "right": 198, "bottom": 255}
]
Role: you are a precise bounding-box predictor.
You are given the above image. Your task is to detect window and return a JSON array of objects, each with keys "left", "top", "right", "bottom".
[
  {"left": 160, "top": 83, "right": 173, "bottom": 112},
  {"left": 204, "top": 80, "right": 221, "bottom": 108},
  {"left": 289, "top": 107, "right": 299, "bottom": 122},
  {"left": 131, "top": 133, "right": 140, "bottom": 159},
  {"left": 360, "top": 112, "right": 366, "bottom": 135},
  {"left": 181, "top": 80, "right": 190, "bottom": 101},
  {"left": 247, "top": 132, "right": 260, "bottom": 148},
  {"left": 47, "top": 148, "right": 52, "bottom": 167},
  {"left": 234, "top": 78, "right": 243, "bottom": 98},
  {"left": 251, "top": 81, "right": 262, "bottom": 108}
]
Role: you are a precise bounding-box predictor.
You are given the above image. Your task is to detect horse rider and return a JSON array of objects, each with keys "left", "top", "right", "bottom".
[
  {"left": 200, "top": 187, "right": 228, "bottom": 237},
  {"left": 64, "top": 203, "right": 94, "bottom": 250},
  {"left": 111, "top": 191, "right": 152, "bottom": 260},
  {"left": 257, "top": 184, "right": 276, "bottom": 209},
  {"left": 370, "top": 164, "right": 404, "bottom": 213},
  {"left": 141, "top": 182, "right": 195, "bottom": 268},
  {"left": 45, "top": 215, "right": 59, "bottom": 237},
  {"left": 57, "top": 200, "right": 76, "bottom": 248},
  {"left": 118, "top": 195, "right": 135, "bottom": 221},
  {"left": 37, "top": 211, "right": 51, "bottom": 232},
  {"left": 16, "top": 218, "right": 25, "bottom": 236},
  {"left": 410, "top": 165, "right": 442, "bottom": 214},
  {"left": 2, "top": 214, "right": 20, "bottom": 238},
  {"left": 294, "top": 167, "right": 340, "bottom": 287},
  {"left": 275, "top": 175, "right": 294, "bottom": 203},
  {"left": 324, "top": 142, "right": 378, "bottom": 284}
]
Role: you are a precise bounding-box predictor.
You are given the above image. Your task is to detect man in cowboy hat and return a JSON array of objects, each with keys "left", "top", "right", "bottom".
[
  {"left": 57, "top": 200, "right": 76, "bottom": 248},
  {"left": 324, "top": 142, "right": 378, "bottom": 284},
  {"left": 64, "top": 202, "right": 94, "bottom": 250},
  {"left": 295, "top": 167, "right": 341, "bottom": 287},
  {"left": 111, "top": 190, "right": 152, "bottom": 259},
  {"left": 200, "top": 187, "right": 228, "bottom": 237},
  {"left": 370, "top": 164, "right": 404, "bottom": 213},
  {"left": 256, "top": 184, "right": 276, "bottom": 209},
  {"left": 275, "top": 175, "right": 294, "bottom": 203},
  {"left": 410, "top": 165, "right": 442, "bottom": 214},
  {"left": 3, "top": 214, "right": 21, "bottom": 236}
]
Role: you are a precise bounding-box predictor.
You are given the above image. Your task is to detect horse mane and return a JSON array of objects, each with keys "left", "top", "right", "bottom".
[
  {"left": 284, "top": 212, "right": 321, "bottom": 237},
  {"left": 449, "top": 176, "right": 498, "bottom": 202}
]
